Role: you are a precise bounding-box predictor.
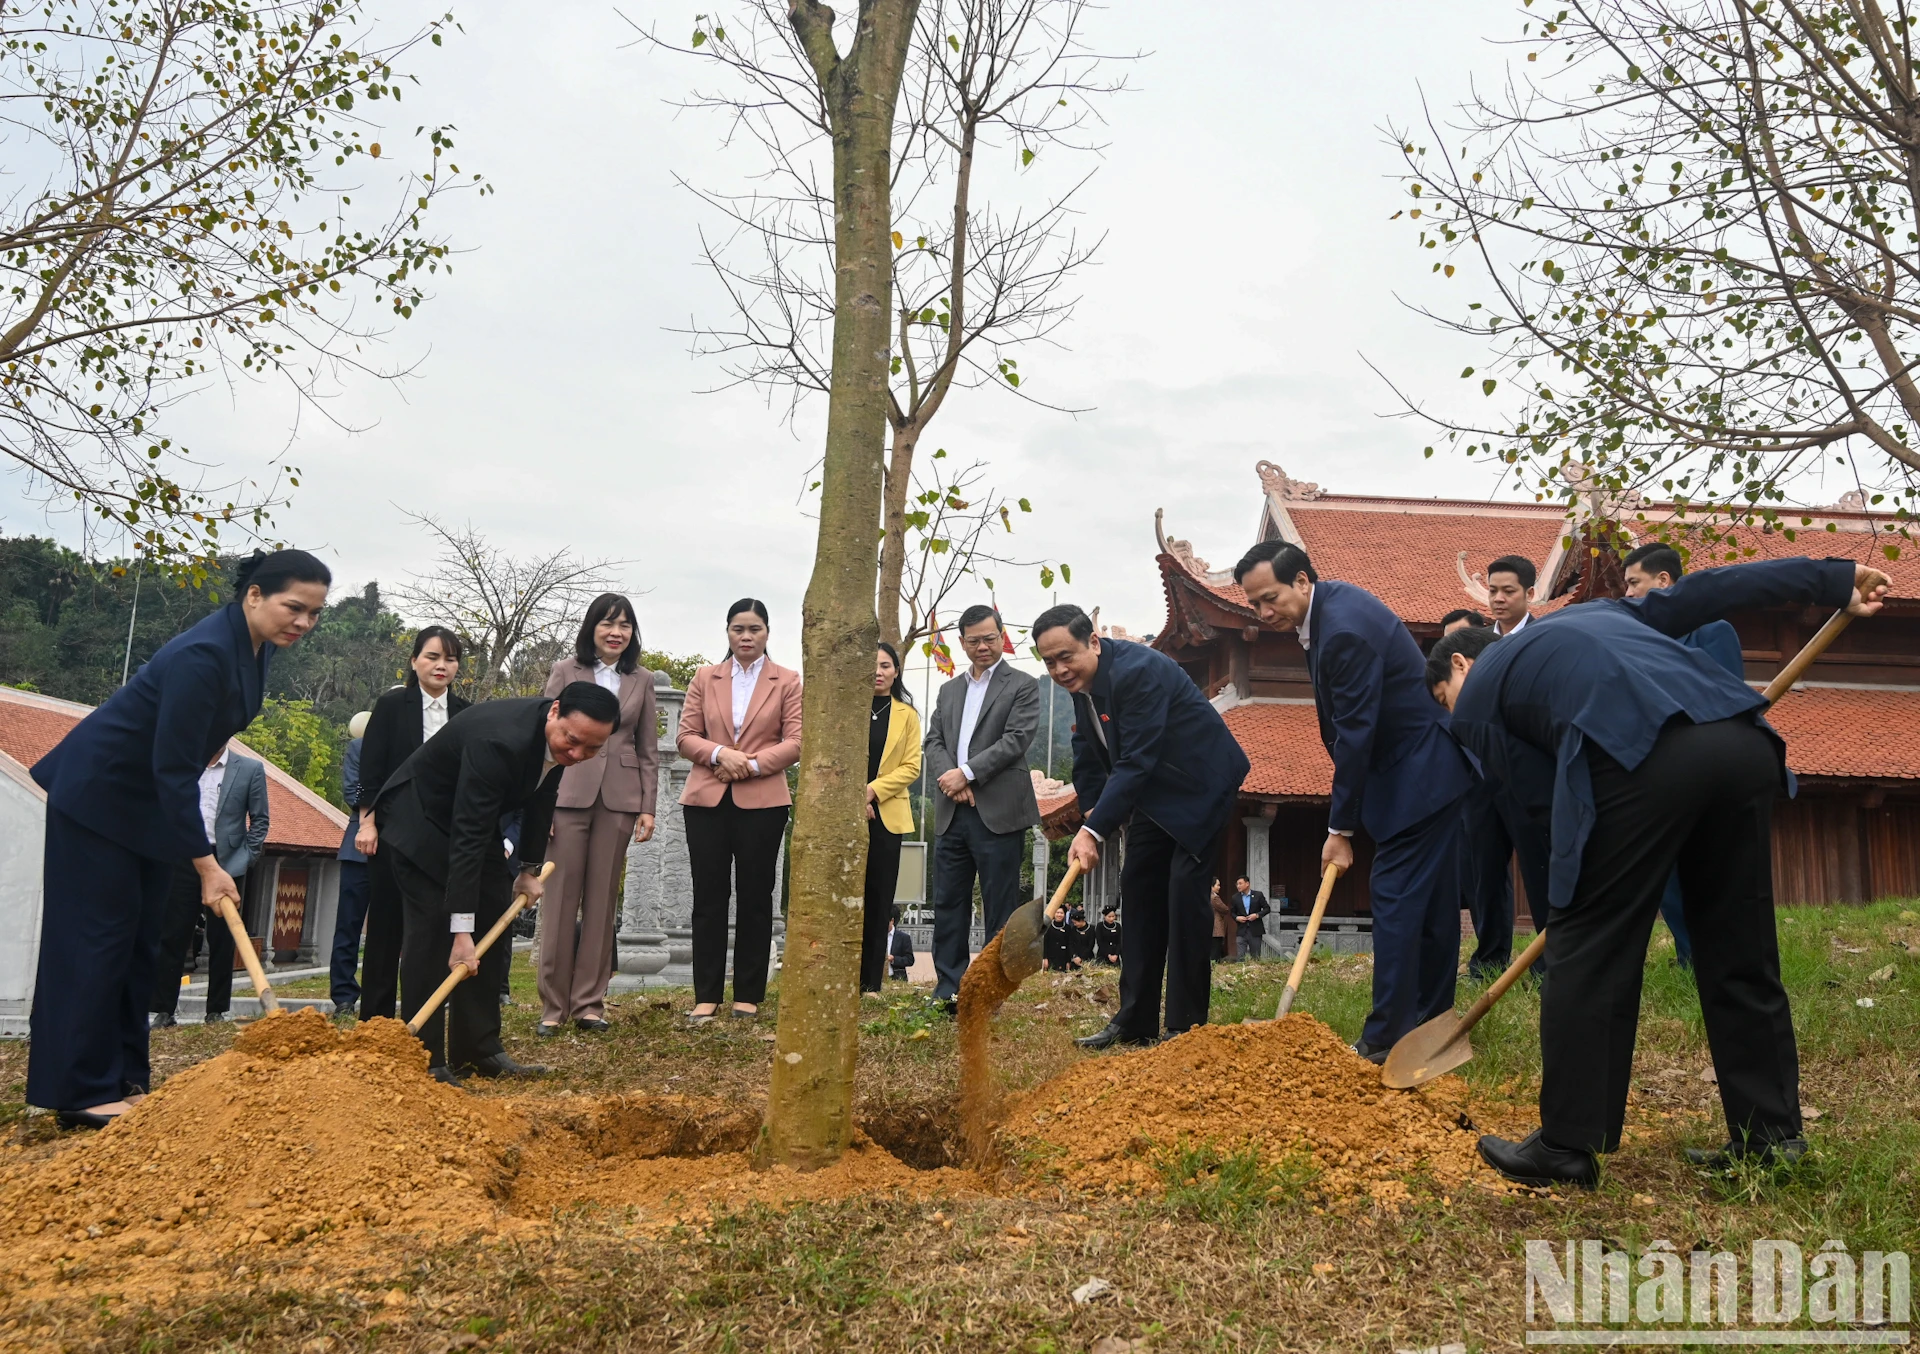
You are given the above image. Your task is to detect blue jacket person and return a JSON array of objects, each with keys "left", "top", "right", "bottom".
[
  {"left": 28, "top": 549, "right": 331, "bottom": 1128},
  {"left": 1428, "top": 556, "right": 1890, "bottom": 1187},
  {"left": 1235, "top": 539, "right": 1475, "bottom": 1059},
  {"left": 1035, "top": 605, "right": 1250, "bottom": 1048}
]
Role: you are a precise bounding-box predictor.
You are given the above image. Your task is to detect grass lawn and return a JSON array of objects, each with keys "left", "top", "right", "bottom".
[{"left": 0, "top": 902, "right": 1914, "bottom": 1352}]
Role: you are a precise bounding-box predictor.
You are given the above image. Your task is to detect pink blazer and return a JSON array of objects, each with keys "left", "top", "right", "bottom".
[
  {"left": 542, "top": 657, "right": 660, "bottom": 815},
  {"left": 677, "top": 658, "right": 803, "bottom": 809}
]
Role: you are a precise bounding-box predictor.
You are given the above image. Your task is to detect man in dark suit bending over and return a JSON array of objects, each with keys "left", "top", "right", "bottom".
[
  {"left": 1427, "top": 556, "right": 1889, "bottom": 1187},
  {"left": 375, "top": 682, "right": 620, "bottom": 1084},
  {"left": 1034, "top": 604, "right": 1250, "bottom": 1049},
  {"left": 1234, "top": 539, "right": 1474, "bottom": 1062}
]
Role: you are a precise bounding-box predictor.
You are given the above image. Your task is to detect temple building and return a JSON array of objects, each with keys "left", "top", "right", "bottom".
[{"left": 1048, "top": 460, "right": 1920, "bottom": 921}]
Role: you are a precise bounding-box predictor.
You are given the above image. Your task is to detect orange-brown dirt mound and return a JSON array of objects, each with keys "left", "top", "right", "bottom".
[
  {"left": 957, "top": 932, "right": 1022, "bottom": 1163},
  {"left": 997, "top": 1014, "right": 1502, "bottom": 1207}
]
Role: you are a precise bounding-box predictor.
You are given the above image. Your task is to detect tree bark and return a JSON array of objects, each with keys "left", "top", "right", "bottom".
[
  {"left": 760, "top": 0, "right": 920, "bottom": 1171},
  {"left": 876, "top": 417, "right": 920, "bottom": 649}
]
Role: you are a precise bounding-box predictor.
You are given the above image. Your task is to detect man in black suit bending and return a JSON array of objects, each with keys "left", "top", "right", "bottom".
[{"left": 375, "top": 682, "right": 619, "bottom": 1085}]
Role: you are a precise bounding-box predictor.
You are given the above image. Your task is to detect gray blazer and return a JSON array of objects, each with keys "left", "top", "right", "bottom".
[
  {"left": 212, "top": 752, "right": 270, "bottom": 879},
  {"left": 922, "top": 662, "right": 1041, "bottom": 836}
]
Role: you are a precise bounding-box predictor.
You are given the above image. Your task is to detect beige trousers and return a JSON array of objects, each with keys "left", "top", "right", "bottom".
[{"left": 538, "top": 801, "right": 636, "bottom": 1025}]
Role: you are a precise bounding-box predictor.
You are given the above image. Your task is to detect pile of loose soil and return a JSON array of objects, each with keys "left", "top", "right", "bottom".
[
  {"left": 957, "top": 932, "right": 1022, "bottom": 1164},
  {"left": 997, "top": 1014, "right": 1501, "bottom": 1207}
]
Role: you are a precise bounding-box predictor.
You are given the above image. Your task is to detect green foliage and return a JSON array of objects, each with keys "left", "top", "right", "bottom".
[
  {"left": 241, "top": 699, "right": 340, "bottom": 807},
  {"left": 638, "top": 648, "right": 709, "bottom": 690},
  {"left": 1153, "top": 1141, "right": 1320, "bottom": 1222}
]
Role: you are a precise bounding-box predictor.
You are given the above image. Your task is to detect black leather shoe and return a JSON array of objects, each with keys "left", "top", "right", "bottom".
[
  {"left": 467, "top": 1052, "right": 550, "bottom": 1080},
  {"left": 1685, "top": 1137, "right": 1808, "bottom": 1171},
  {"left": 930, "top": 996, "right": 958, "bottom": 1018},
  {"left": 430, "top": 1066, "right": 465, "bottom": 1088},
  {"left": 1478, "top": 1130, "right": 1599, "bottom": 1189},
  {"left": 56, "top": 1109, "right": 119, "bottom": 1130},
  {"left": 575, "top": 1018, "right": 611, "bottom": 1033},
  {"left": 148, "top": 1012, "right": 176, "bottom": 1030},
  {"left": 535, "top": 1022, "right": 564, "bottom": 1039},
  {"left": 332, "top": 999, "right": 357, "bottom": 1022},
  {"left": 1351, "top": 1039, "right": 1390, "bottom": 1064},
  {"left": 202, "top": 1011, "right": 228, "bottom": 1024},
  {"left": 1074, "top": 1021, "right": 1156, "bottom": 1051}
]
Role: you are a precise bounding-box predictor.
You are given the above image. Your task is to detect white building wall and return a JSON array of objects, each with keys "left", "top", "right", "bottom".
[{"left": 0, "top": 757, "right": 46, "bottom": 1037}]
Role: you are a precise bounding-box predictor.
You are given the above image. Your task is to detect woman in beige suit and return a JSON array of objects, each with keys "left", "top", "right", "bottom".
[
  {"left": 537, "top": 593, "right": 659, "bottom": 1034},
  {"left": 677, "top": 598, "right": 802, "bottom": 1023}
]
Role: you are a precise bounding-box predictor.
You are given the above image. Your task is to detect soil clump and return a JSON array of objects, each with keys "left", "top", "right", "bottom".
[
  {"left": 956, "top": 932, "right": 1022, "bottom": 1163},
  {"left": 998, "top": 1013, "right": 1501, "bottom": 1207}
]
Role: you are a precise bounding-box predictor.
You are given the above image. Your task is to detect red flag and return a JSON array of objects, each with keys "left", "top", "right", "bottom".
[{"left": 924, "top": 617, "right": 955, "bottom": 677}]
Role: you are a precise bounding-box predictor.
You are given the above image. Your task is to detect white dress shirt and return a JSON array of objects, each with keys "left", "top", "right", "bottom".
[
  {"left": 592, "top": 660, "right": 622, "bottom": 695},
  {"left": 1493, "top": 610, "right": 1533, "bottom": 638},
  {"left": 422, "top": 688, "right": 451, "bottom": 740},
  {"left": 712, "top": 655, "right": 766, "bottom": 776},
  {"left": 956, "top": 659, "right": 1002, "bottom": 782},
  {"left": 198, "top": 750, "right": 228, "bottom": 843}
]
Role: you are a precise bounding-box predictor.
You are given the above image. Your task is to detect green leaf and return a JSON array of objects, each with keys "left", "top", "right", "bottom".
[
  {"left": 692, "top": 29, "right": 706, "bottom": 46},
  {"left": 1039, "top": 566, "right": 1055, "bottom": 588},
  {"left": 1021, "top": 147, "right": 1035, "bottom": 167},
  {"left": 1482, "top": 379, "right": 1498, "bottom": 396},
  {"left": 948, "top": 33, "right": 960, "bottom": 50},
  {"left": 1460, "top": 366, "right": 1475, "bottom": 378},
  {"left": 1017, "top": 497, "right": 1032, "bottom": 512},
  {"left": 1060, "top": 563, "right": 1072, "bottom": 584}
]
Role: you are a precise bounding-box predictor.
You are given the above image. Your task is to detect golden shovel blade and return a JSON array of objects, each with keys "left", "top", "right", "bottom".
[{"left": 1380, "top": 1009, "right": 1476, "bottom": 1090}]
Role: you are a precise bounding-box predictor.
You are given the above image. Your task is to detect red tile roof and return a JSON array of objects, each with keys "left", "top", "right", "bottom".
[
  {"left": 1221, "top": 702, "right": 1333, "bottom": 797},
  {"left": 0, "top": 688, "right": 347, "bottom": 853},
  {"left": 1766, "top": 687, "right": 1920, "bottom": 781}
]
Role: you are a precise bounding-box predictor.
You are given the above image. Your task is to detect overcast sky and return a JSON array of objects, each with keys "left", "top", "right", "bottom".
[{"left": 7, "top": 0, "right": 1527, "bottom": 679}]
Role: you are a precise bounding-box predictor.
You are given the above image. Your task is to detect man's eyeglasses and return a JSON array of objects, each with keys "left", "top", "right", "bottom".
[{"left": 959, "top": 633, "right": 1003, "bottom": 649}]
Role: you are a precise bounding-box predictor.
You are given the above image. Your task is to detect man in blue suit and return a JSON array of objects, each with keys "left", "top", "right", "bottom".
[
  {"left": 1234, "top": 539, "right": 1474, "bottom": 1061},
  {"left": 1427, "top": 555, "right": 1889, "bottom": 1186},
  {"left": 1033, "top": 604, "right": 1250, "bottom": 1048}
]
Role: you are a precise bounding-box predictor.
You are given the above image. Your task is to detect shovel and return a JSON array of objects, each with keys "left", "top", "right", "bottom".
[
  {"left": 1274, "top": 861, "right": 1343, "bottom": 1020},
  {"left": 1381, "top": 607, "right": 1857, "bottom": 1091},
  {"left": 215, "top": 895, "right": 279, "bottom": 1016},
  {"left": 407, "top": 861, "right": 554, "bottom": 1034},
  {"left": 999, "top": 859, "right": 1085, "bottom": 983}
]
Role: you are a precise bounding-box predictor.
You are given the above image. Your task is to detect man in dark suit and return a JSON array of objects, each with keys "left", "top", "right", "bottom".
[
  {"left": 922, "top": 605, "right": 1041, "bottom": 1005},
  {"left": 1228, "top": 876, "right": 1269, "bottom": 961},
  {"left": 887, "top": 906, "right": 914, "bottom": 981},
  {"left": 1622, "top": 542, "right": 1744, "bottom": 970},
  {"left": 1234, "top": 539, "right": 1474, "bottom": 1061},
  {"left": 1428, "top": 556, "right": 1889, "bottom": 1186},
  {"left": 1034, "top": 604, "right": 1250, "bottom": 1048},
  {"left": 375, "top": 682, "right": 619, "bottom": 1084},
  {"left": 149, "top": 748, "right": 270, "bottom": 1026},
  {"left": 328, "top": 714, "right": 371, "bottom": 1018}
]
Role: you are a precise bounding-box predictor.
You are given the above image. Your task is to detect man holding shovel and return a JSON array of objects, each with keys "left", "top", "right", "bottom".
[{"left": 1427, "top": 556, "right": 1891, "bottom": 1187}]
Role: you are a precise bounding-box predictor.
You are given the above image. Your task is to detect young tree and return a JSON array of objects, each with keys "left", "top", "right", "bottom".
[
  {"left": 385, "top": 514, "right": 622, "bottom": 696},
  {"left": 1393, "top": 0, "right": 1920, "bottom": 550},
  {"left": 0, "top": 0, "right": 484, "bottom": 572},
  {"left": 894, "top": 449, "right": 1061, "bottom": 649},
  {"left": 660, "top": 0, "right": 1122, "bottom": 644}
]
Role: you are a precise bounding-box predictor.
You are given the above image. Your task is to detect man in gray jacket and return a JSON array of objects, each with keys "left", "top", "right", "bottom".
[
  {"left": 923, "top": 605, "right": 1041, "bottom": 1005},
  {"left": 149, "top": 747, "right": 270, "bottom": 1027}
]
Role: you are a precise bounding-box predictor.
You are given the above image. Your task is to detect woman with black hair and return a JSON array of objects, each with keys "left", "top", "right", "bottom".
[
  {"left": 536, "top": 593, "right": 659, "bottom": 1034},
  {"left": 350, "top": 624, "right": 468, "bottom": 1021},
  {"left": 29, "top": 548, "right": 331, "bottom": 1127},
  {"left": 860, "top": 641, "right": 920, "bottom": 993}
]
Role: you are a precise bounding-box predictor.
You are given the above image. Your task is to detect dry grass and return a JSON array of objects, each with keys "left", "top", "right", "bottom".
[{"left": 0, "top": 901, "right": 1914, "bottom": 1352}]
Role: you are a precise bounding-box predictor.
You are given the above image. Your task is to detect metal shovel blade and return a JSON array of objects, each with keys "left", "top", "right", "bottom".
[
  {"left": 998, "top": 858, "right": 1085, "bottom": 984},
  {"left": 1380, "top": 1009, "right": 1476, "bottom": 1090}
]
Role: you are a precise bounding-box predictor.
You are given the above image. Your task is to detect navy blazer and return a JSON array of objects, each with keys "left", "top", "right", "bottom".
[
  {"left": 33, "top": 604, "right": 268, "bottom": 862},
  {"left": 1450, "top": 557, "right": 1855, "bottom": 910},
  {"left": 1683, "top": 619, "right": 1744, "bottom": 678},
  {"left": 1305, "top": 580, "right": 1473, "bottom": 841},
  {"left": 1068, "top": 638, "right": 1250, "bottom": 859}
]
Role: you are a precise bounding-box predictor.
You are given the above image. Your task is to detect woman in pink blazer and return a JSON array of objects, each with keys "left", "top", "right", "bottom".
[
  {"left": 677, "top": 598, "right": 802, "bottom": 1022},
  {"left": 538, "top": 593, "right": 660, "bottom": 1034}
]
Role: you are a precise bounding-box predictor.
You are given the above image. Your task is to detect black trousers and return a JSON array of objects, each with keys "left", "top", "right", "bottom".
[
  {"left": 28, "top": 810, "right": 172, "bottom": 1110},
  {"left": 1460, "top": 781, "right": 1515, "bottom": 975},
  {"left": 684, "top": 791, "right": 789, "bottom": 1006},
  {"left": 1540, "top": 718, "right": 1799, "bottom": 1154},
  {"left": 392, "top": 846, "right": 511, "bottom": 1072},
  {"left": 860, "top": 819, "right": 903, "bottom": 992},
  {"left": 360, "top": 848, "right": 405, "bottom": 1021},
  {"left": 150, "top": 863, "right": 236, "bottom": 1016},
  {"left": 930, "top": 802, "right": 1027, "bottom": 999},
  {"left": 1115, "top": 815, "right": 1223, "bottom": 1039}
]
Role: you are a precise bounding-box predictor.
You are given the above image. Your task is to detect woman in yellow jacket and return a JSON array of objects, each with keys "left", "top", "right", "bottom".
[{"left": 863, "top": 641, "right": 923, "bottom": 992}]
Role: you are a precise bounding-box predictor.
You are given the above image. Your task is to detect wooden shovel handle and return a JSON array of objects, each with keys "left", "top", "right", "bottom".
[
  {"left": 215, "top": 895, "right": 277, "bottom": 1015},
  {"left": 1275, "top": 862, "right": 1342, "bottom": 1020},
  {"left": 1450, "top": 927, "right": 1548, "bottom": 1045},
  {"left": 1043, "top": 859, "right": 1085, "bottom": 922},
  {"left": 405, "top": 861, "right": 554, "bottom": 1034},
  {"left": 1762, "top": 608, "right": 1852, "bottom": 705}
]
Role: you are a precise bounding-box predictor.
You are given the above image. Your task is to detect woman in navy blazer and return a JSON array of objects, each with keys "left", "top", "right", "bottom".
[{"left": 29, "top": 549, "right": 331, "bottom": 1127}]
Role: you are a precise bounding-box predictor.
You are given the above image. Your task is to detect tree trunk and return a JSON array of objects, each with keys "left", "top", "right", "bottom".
[
  {"left": 876, "top": 417, "right": 920, "bottom": 649},
  {"left": 760, "top": 0, "right": 920, "bottom": 1172}
]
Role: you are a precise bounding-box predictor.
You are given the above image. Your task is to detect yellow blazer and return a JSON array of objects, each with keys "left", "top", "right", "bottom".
[{"left": 870, "top": 698, "right": 922, "bottom": 835}]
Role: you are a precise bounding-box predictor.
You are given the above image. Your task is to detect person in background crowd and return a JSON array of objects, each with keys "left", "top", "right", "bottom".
[
  {"left": 1094, "top": 906, "right": 1122, "bottom": 966},
  {"left": 538, "top": 594, "right": 660, "bottom": 1035},
  {"left": 1622, "top": 542, "right": 1746, "bottom": 970},
  {"left": 1067, "top": 906, "right": 1094, "bottom": 970},
  {"left": 28, "top": 548, "right": 330, "bottom": 1128},
  {"left": 353, "top": 626, "right": 469, "bottom": 1021},
  {"left": 1484, "top": 556, "right": 1538, "bottom": 637},
  {"left": 862, "top": 642, "right": 922, "bottom": 993},
  {"left": 1273, "top": 882, "right": 1291, "bottom": 915},
  {"left": 149, "top": 747, "right": 270, "bottom": 1027},
  {"left": 1209, "top": 880, "right": 1232, "bottom": 963},
  {"left": 328, "top": 710, "right": 373, "bottom": 1020},
  {"left": 923, "top": 605, "right": 1041, "bottom": 1012},
  {"left": 379, "top": 683, "right": 619, "bottom": 1083},
  {"left": 1037, "top": 604, "right": 1250, "bottom": 1050},
  {"left": 1441, "top": 608, "right": 1489, "bottom": 634},
  {"left": 887, "top": 905, "right": 914, "bottom": 981},
  {"left": 1235, "top": 539, "right": 1471, "bottom": 1063},
  {"left": 1043, "top": 902, "right": 1073, "bottom": 971},
  {"left": 1229, "top": 875, "right": 1270, "bottom": 961},
  {"left": 677, "top": 600, "right": 803, "bottom": 1025}
]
